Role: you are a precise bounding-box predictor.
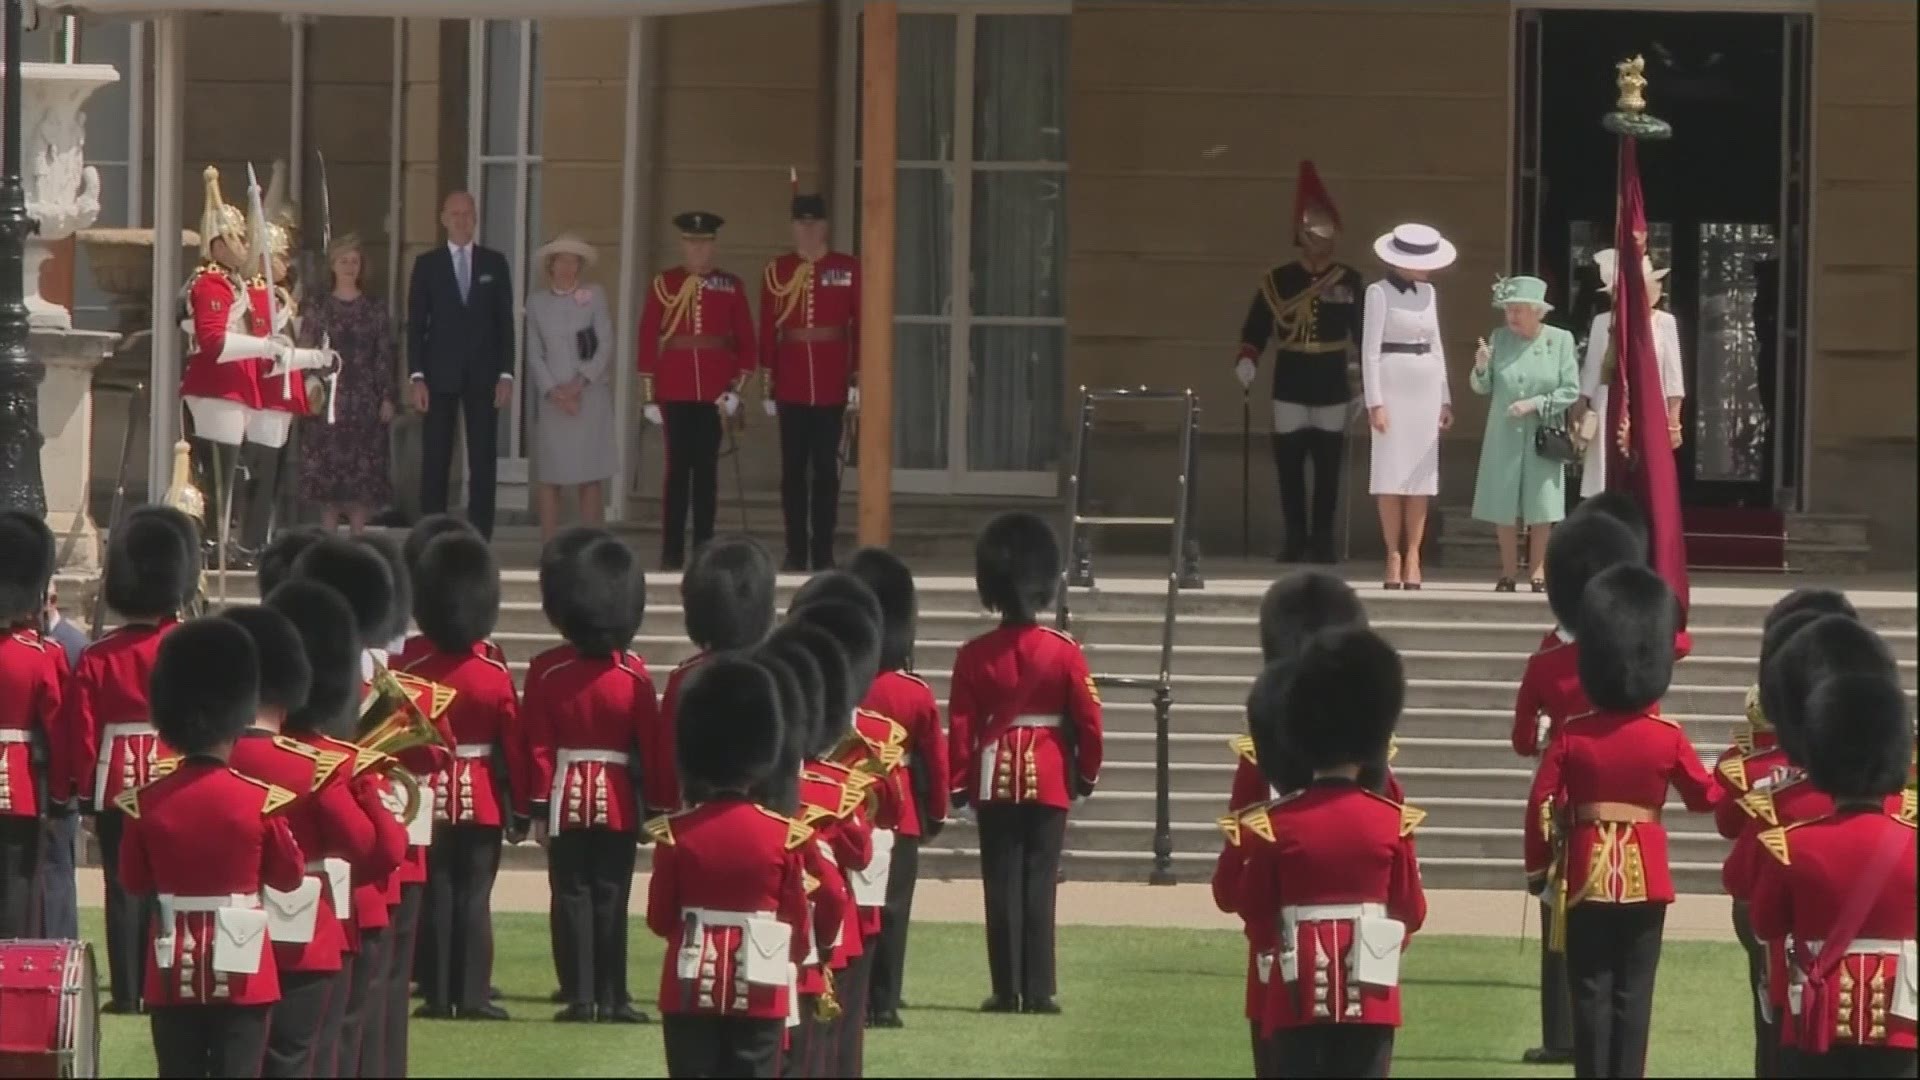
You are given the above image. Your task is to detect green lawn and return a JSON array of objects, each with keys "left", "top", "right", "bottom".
[{"left": 86, "top": 912, "right": 1750, "bottom": 1077}]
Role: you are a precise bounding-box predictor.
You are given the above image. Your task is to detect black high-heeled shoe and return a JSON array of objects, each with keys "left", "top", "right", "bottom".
[
  {"left": 1495, "top": 578, "right": 1517, "bottom": 593},
  {"left": 1530, "top": 577, "right": 1546, "bottom": 593}
]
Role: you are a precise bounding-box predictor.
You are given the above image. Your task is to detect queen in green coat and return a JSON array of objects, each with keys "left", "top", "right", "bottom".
[{"left": 1469, "top": 275, "right": 1580, "bottom": 591}]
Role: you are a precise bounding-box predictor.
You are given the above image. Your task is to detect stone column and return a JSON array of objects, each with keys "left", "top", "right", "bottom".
[{"left": 35, "top": 325, "right": 120, "bottom": 570}]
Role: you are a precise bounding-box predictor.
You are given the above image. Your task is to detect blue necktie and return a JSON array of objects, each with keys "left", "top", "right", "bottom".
[{"left": 455, "top": 246, "right": 471, "bottom": 301}]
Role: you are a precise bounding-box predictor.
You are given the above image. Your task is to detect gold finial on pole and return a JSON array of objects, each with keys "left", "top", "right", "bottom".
[{"left": 1614, "top": 55, "right": 1648, "bottom": 115}]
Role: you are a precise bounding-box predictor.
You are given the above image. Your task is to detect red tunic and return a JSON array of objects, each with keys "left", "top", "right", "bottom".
[
  {"left": 178, "top": 265, "right": 267, "bottom": 408},
  {"left": 115, "top": 759, "right": 306, "bottom": 1007},
  {"left": 1232, "top": 781, "right": 1427, "bottom": 1034},
  {"left": 947, "top": 625, "right": 1103, "bottom": 810},
  {"left": 1749, "top": 809, "right": 1917, "bottom": 1053},
  {"left": 797, "top": 764, "right": 874, "bottom": 971},
  {"left": 830, "top": 709, "right": 911, "bottom": 936},
  {"left": 757, "top": 251, "right": 860, "bottom": 407},
  {"left": 795, "top": 823, "right": 852, "bottom": 1000},
  {"left": 646, "top": 652, "right": 707, "bottom": 816},
  {"left": 637, "top": 268, "right": 757, "bottom": 403},
  {"left": 0, "top": 628, "right": 64, "bottom": 818},
  {"left": 1523, "top": 709, "right": 1720, "bottom": 907},
  {"left": 64, "top": 619, "right": 178, "bottom": 809},
  {"left": 1712, "top": 728, "right": 1786, "bottom": 840},
  {"left": 518, "top": 644, "right": 658, "bottom": 834},
  {"left": 859, "top": 671, "right": 948, "bottom": 838},
  {"left": 300, "top": 734, "right": 409, "bottom": 951},
  {"left": 1226, "top": 735, "right": 1405, "bottom": 812},
  {"left": 644, "top": 798, "right": 813, "bottom": 1020},
  {"left": 1512, "top": 627, "right": 1691, "bottom": 758},
  {"left": 363, "top": 667, "right": 458, "bottom": 896},
  {"left": 394, "top": 638, "right": 524, "bottom": 828}
]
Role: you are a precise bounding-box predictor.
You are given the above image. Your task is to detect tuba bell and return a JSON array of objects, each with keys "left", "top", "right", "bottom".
[
  {"left": 161, "top": 438, "right": 211, "bottom": 617},
  {"left": 357, "top": 667, "right": 454, "bottom": 822}
]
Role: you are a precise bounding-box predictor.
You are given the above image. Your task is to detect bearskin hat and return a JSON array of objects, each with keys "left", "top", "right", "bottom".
[
  {"left": 218, "top": 605, "right": 313, "bottom": 715},
  {"left": 1804, "top": 673, "right": 1913, "bottom": 800},
  {"left": 1763, "top": 587, "right": 1858, "bottom": 635},
  {"left": 1245, "top": 657, "right": 1308, "bottom": 796},
  {"left": 681, "top": 535, "right": 776, "bottom": 652},
  {"left": 770, "top": 620, "right": 852, "bottom": 759},
  {"left": 1279, "top": 628, "right": 1404, "bottom": 773},
  {"left": 355, "top": 533, "right": 412, "bottom": 647},
  {"left": 789, "top": 599, "right": 883, "bottom": 711},
  {"left": 403, "top": 513, "right": 477, "bottom": 578},
  {"left": 749, "top": 647, "right": 812, "bottom": 813},
  {"left": 538, "top": 527, "right": 645, "bottom": 659},
  {"left": 150, "top": 617, "right": 259, "bottom": 754},
  {"left": 1569, "top": 491, "right": 1649, "bottom": 556},
  {"left": 257, "top": 525, "right": 328, "bottom": 596},
  {"left": 414, "top": 532, "right": 500, "bottom": 654},
  {"left": 675, "top": 655, "right": 785, "bottom": 794},
  {"left": 0, "top": 510, "right": 56, "bottom": 620},
  {"left": 1574, "top": 564, "right": 1678, "bottom": 713},
  {"left": 104, "top": 505, "right": 201, "bottom": 620},
  {"left": 974, "top": 511, "right": 1059, "bottom": 622},
  {"left": 790, "top": 570, "right": 883, "bottom": 625},
  {"left": 1761, "top": 613, "right": 1897, "bottom": 765},
  {"left": 1257, "top": 570, "right": 1368, "bottom": 663},
  {"left": 264, "top": 580, "right": 363, "bottom": 739},
  {"left": 291, "top": 536, "right": 395, "bottom": 650},
  {"left": 1545, "top": 512, "right": 1646, "bottom": 634},
  {"left": 846, "top": 547, "right": 918, "bottom": 672}
]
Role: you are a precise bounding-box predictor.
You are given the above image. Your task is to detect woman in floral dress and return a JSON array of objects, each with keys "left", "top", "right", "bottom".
[{"left": 299, "top": 233, "right": 397, "bottom": 532}]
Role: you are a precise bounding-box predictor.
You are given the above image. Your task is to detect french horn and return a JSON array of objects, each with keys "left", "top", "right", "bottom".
[{"left": 357, "top": 667, "right": 454, "bottom": 822}]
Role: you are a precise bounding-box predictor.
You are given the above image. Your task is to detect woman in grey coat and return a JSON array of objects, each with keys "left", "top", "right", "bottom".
[{"left": 525, "top": 233, "right": 616, "bottom": 538}]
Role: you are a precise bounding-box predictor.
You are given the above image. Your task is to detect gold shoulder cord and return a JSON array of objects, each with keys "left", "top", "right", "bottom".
[
  {"left": 653, "top": 274, "right": 702, "bottom": 346},
  {"left": 765, "top": 259, "right": 813, "bottom": 328},
  {"left": 1260, "top": 266, "right": 1345, "bottom": 351}
]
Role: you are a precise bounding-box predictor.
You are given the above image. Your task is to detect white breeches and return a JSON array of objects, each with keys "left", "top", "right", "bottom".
[
  {"left": 186, "top": 397, "right": 293, "bottom": 449},
  {"left": 1272, "top": 400, "right": 1350, "bottom": 434}
]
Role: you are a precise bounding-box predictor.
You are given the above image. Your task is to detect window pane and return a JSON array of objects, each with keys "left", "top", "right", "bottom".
[
  {"left": 970, "top": 171, "right": 1064, "bottom": 318},
  {"left": 883, "top": 166, "right": 952, "bottom": 318},
  {"left": 894, "top": 323, "right": 950, "bottom": 471},
  {"left": 527, "top": 22, "right": 544, "bottom": 155},
  {"left": 483, "top": 20, "right": 522, "bottom": 156},
  {"left": 859, "top": 13, "right": 954, "bottom": 163},
  {"left": 480, "top": 164, "right": 520, "bottom": 258},
  {"left": 968, "top": 325, "right": 1063, "bottom": 473},
  {"left": 1692, "top": 222, "right": 1773, "bottom": 484},
  {"left": 973, "top": 15, "right": 1067, "bottom": 163},
  {"left": 81, "top": 20, "right": 134, "bottom": 169}
]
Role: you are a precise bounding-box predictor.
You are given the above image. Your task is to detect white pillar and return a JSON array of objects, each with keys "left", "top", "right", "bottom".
[
  {"left": 146, "top": 13, "right": 184, "bottom": 495},
  {"left": 609, "top": 15, "right": 652, "bottom": 524}
]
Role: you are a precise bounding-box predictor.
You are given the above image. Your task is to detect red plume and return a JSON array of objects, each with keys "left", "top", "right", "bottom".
[{"left": 1293, "top": 159, "right": 1340, "bottom": 230}]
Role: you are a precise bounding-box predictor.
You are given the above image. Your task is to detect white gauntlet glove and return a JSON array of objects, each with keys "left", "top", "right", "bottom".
[
  {"left": 846, "top": 386, "right": 862, "bottom": 412},
  {"left": 1235, "top": 357, "right": 1257, "bottom": 389},
  {"left": 643, "top": 404, "right": 664, "bottom": 427},
  {"left": 762, "top": 399, "right": 778, "bottom": 418},
  {"left": 717, "top": 391, "right": 741, "bottom": 418}
]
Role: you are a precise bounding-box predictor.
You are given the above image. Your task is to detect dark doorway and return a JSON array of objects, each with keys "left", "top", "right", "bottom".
[{"left": 1513, "top": 8, "right": 1811, "bottom": 509}]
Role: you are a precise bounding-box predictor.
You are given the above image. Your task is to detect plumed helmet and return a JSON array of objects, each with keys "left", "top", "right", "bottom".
[{"left": 199, "top": 166, "right": 248, "bottom": 263}]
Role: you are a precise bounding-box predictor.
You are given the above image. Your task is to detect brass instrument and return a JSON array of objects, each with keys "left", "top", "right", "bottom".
[
  {"left": 160, "top": 437, "right": 210, "bottom": 617},
  {"left": 357, "top": 667, "right": 454, "bottom": 822}
]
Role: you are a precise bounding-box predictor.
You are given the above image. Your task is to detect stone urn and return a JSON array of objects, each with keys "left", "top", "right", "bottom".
[
  {"left": 75, "top": 226, "right": 202, "bottom": 388},
  {"left": 0, "top": 61, "right": 122, "bottom": 330}
]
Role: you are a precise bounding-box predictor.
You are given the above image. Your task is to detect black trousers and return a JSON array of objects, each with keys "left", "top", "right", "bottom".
[
  {"left": 1792, "top": 1046, "right": 1918, "bottom": 1079},
  {"left": 548, "top": 844, "right": 575, "bottom": 1000},
  {"left": 345, "top": 927, "right": 390, "bottom": 1078},
  {"left": 96, "top": 811, "right": 153, "bottom": 1009},
  {"left": 777, "top": 405, "right": 845, "bottom": 568},
  {"left": 422, "top": 824, "right": 502, "bottom": 1011},
  {"left": 263, "top": 968, "right": 336, "bottom": 1079},
  {"left": 314, "top": 961, "right": 352, "bottom": 1079},
  {"left": 830, "top": 943, "right": 874, "bottom": 1076},
  {"left": 975, "top": 803, "right": 1067, "bottom": 1004},
  {"left": 662, "top": 1014, "right": 785, "bottom": 1079},
  {"left": 384, "top": 881, "right": 425, "bottom": 1077},
  {"left": 1731, "top": 900, "right": 1779, "bottom": 1079},
  {"left": 419, "top": 385, "right": 500, "bottom": 539},
  {"left": 149, "top": 1004, "right": 271, "bottom": 1079},
  {"left": 550, "top": 828, "right": 638, "bottom": 1007},
  {"left": 1565, "top": 902, "right": 1666, "bottom": 1079},
  {"left": 1270, "top": 428, "right": 1344, "bottom": 557},
  {"left": 238, "top": 440, "right": 284, "bottom": 551},
  {"left": 660, "top": 402, "right": 723, "bottom": 566},
  {"left": 1267, "top": 1023, "right": 1395, "bottom": 1079},
  {"left": 1249, "top": 1020, "right": 1278, "bottom": 1078},
  {"left": 785, "top": 994, "right": 819, "bottom": 1079},
  {"left": 868, "top": 835, "right": 921, "bottom": 1015},
  {"left": 0, "top": 815, "right": 40, "bottom": 938},
  {"left": 1537, "top": 898, "right": 1575, "bottom": 1053},
  {"left": 35, "top": 810, "right": 78, "bottom": 939}
]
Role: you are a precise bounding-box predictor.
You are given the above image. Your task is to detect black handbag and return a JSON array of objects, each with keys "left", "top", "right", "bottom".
[
  {"left": 1534, "top": 410, "right": 1581, "bottom": 464},
  {"left": 575, "top": 325, "right": 599, "bottom": 361}
]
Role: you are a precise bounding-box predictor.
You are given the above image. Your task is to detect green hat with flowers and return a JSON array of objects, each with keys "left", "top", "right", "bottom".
[{"left": 1491, "top": 275, "right": 1553, "bottom": 312}]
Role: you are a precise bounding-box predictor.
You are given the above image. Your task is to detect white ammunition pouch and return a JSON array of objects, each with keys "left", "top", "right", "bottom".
[
  {"left": 261, "top": 876, "right": 323, "bottom": 944},
  {"left": 849, "top": 829, "right": 895, "bottom": 907},
  {"left": 685, "top": 909, "right": 792, "bottom": 989},
  {"left": 1280, "top": 902, "right": 1403, "bottom": 989},
  {"left": 397, "top": 775, "right": 436, "bottom": 845},
  {"left": 1895, "top": 940, "right": 1919, "bottom": 1023},
  {"left": 161, "top": 894, "right": 268, "bottom": 975},
  {"left": 319, "top": 858, "right": 352, "bottom": 916}
]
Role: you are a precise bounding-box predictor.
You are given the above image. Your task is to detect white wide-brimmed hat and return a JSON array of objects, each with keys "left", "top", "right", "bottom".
[
  {"left": 1593, "top": 247, "right": 1668, "bottom": 293},
  {"left": 534, "top": 232, "right": 598, "bottom": 268},
  {"left": 1373, "top": 223, "right": 1458, "bottom": 272}
]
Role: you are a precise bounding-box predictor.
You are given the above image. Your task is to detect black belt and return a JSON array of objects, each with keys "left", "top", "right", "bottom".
[{"left": 1380, "top": 342, "right": 1430, "bottom": 355}]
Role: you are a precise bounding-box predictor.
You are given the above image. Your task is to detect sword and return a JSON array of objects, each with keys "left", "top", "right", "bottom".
[
  {"left": 244, "top": 163, "right": 285, "bottom": 396},
  {"left": 314, "top": 149, "right": 332, "bottom": 252}
]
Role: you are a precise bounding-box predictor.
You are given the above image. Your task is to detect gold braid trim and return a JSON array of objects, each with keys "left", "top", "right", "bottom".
[
  {"left": 653, "top": 273, "right": 702, "bottom": 345},
  {"left": 1260, "top": 266, "right": 1346, "bottom": 351},
  {"left": 765, "top": 258, "right": 814, "bottom": 328}
]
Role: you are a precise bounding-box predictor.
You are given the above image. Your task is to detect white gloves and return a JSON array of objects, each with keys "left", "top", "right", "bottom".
[
  {"left": 1235, "top": 357, "right": 1257, "bottom": 389},
  {"left": 643, "top": 404, "right": 663, "bottom": 426},
  {"left": 763, "top": 399, "right": 779, "bottom": 418},
  {"left": 717, "top": 391, "right": 742, "bottom": 418},
  {"left": 1474, "top": 337, "right": 1492, "bottom": 370},
  {"left": 847, "top": 386, "right": 862, "bottom": 412},
  {"left": 269, "top": 346, "right": 335, "bottom": 379},
  {"left": 1508, "top": 397, "right": 1541, "bottom": 419}
]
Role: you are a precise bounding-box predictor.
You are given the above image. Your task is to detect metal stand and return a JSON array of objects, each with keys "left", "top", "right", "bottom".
[{"left": 1056, "top": 385, "right": 1200, "bottom": 886}]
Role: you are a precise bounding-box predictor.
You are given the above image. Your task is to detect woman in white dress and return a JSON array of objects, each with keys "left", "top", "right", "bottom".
[
  {"left": 1574, "top": 248, "right": 1686, "bottom": 496},
  {"left": 1362, "top": 224, "right": 1459, "bottom": 589},
  {"left": 524, "top": 233, "right": 616, "bottom": 539}
]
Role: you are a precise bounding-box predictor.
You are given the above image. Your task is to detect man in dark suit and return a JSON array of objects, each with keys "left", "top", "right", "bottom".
[
  {"left": 408, "top": 190, "right": 517, "bottom": 538},
  {"left": 36, "top": 589, "right": 87, "bottom": 941}
]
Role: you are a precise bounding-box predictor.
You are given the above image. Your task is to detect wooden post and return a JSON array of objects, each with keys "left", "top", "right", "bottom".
[{"left": 857, "top": 0, "right": 897, "bottom": 547}]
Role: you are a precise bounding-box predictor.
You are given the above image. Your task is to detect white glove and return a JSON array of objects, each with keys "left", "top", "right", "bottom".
[
  {"left": 1474, "top": 337, "right": 1493, "bottom": 370},
  {"left": 1235, "top": 357, "right": 1257, "bottom": 389},
  {"left": 270, "top": 346, "right": 334, "bottom": 378},
  {"left": 643, "top": 404, "right": 663, "bottom": 426},
  {"left": 1508, "top": 397, "right": 1541, "bottom": 419},
  {"left": 717, "top": 391, "right": 741, "bottom": 418},
  {"left": 846, "top": 386, "right": 862, "bottom": 412},
  {"left": 762, "top": 399, "right": 778, "bottom": 418}
]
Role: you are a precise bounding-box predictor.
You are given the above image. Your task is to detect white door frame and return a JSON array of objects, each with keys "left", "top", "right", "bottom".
[{"left": 834, "top": 0, "right": 1068, "bottom": 498}]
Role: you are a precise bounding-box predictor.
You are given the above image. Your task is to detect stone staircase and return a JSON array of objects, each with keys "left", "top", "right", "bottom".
[
  {"left": 1434, "top": 506, "right": 1875, "bottom": 575},
  {"left": 62, "top": 560, "right": 1918, "bottom": 895}
]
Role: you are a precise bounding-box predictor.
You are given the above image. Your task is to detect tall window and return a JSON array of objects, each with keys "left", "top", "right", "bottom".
[
  {"left": 467, "top": 19, "right": 543, "bottom": 461},
  {"left": 842, "top": 5, "right": 1068, "bottom": 495}
]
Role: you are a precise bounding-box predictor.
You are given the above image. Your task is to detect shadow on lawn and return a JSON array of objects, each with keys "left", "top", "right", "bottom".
[{"left": 1402, "top": 976, "right": 1535, "bottom": 991}]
